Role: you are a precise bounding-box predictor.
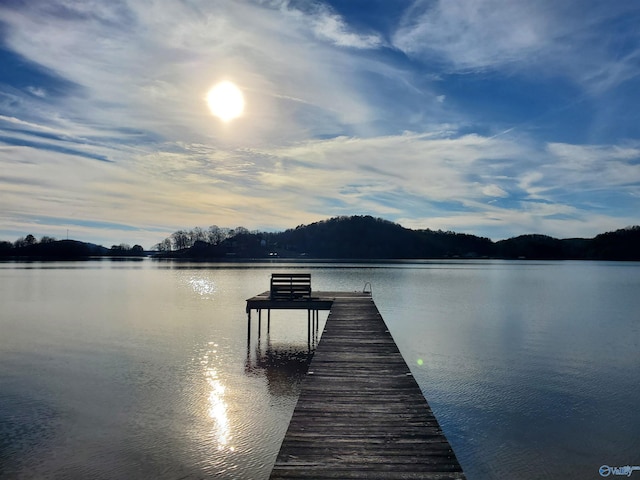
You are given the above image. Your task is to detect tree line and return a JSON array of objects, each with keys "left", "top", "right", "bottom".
[
  {"left": 2, "top": 234, "right": 55, "bottom": 250},
  {"left": 0, "top": 234, "right": 145, "bottom": 258},
  {"left": 152, "top": 225, "right": 251, "bottom": 251},
  {"left": 154, "top": 216, "right": 640, "bottom": 261},
  {"left": 2, "top": 216, "right": 639, "bottom": 260}
]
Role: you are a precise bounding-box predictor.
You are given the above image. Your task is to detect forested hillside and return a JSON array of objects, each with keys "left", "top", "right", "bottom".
[
  {"left": 2, "top": 216, "right": 638, "bottom": 260},
  {"left": 152, "top": 216, "right": 640, "bottom": 261}
]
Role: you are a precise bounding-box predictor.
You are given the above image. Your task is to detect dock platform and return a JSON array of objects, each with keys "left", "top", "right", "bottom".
[{"left": 250, "top": 291, "right": 465, "bottom": 479}]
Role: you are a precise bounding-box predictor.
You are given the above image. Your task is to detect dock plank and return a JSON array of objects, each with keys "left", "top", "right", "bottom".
[{"left": 268, "top": 294, "right": 465, "bottom": 480}]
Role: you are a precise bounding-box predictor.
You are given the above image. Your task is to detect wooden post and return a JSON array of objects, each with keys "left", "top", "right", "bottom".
[
  {"left": 314, "top": 310, "right": 319, "bottom": 343},
  {"left": 258, "top": 309, "right": 262, "bottom": 338},
  {"left": 267, "top": 309, "right": 271, "bottom": 333},
  {"left": 247, "top": 309, "right": 251, "bottom": 347}
]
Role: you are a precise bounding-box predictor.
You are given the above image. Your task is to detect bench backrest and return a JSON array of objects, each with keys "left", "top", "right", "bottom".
[{"left": 270, "top": 273, "right": 311, "bottom": 299}]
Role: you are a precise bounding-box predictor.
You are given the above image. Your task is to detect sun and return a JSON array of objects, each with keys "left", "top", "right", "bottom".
[{"left": 206, "top": 81, "right": 244, "bottom": 122}]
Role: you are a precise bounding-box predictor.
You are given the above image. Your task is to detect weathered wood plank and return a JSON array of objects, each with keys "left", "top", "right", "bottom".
[{"left": 266, "top": 293, "right": 465, "bottom": 480}]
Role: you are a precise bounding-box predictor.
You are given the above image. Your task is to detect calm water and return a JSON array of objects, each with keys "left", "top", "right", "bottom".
[{"left": 1, "top": 260, "right": 639, "bottom": 479}]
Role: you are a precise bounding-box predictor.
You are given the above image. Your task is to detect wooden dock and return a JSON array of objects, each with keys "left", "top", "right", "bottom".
[
  {"left": 248, "top": 291, "right": 465, "bottom": 479},
  {"left": 246, "top": 291, "right": 336, "bottom": 346}
]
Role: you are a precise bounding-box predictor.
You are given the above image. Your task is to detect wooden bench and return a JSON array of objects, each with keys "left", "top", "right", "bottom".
[{"left": 270, "top": 273, "right": 312, "bottom": 300}]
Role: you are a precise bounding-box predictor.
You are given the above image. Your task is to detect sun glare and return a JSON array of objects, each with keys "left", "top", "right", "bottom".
[{"left": 206, "top": 81, "right": 244, "bottom": 122}]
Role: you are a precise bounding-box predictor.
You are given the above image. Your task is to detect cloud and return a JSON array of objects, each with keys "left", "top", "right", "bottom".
[
  {"left": 3, "top": 122, "right": 638, "bottom": 246},
  {"left": 545, "top": 143, "right": 640, "bottom": 191},
  {"left": 306, "top": 4, "right": 384, "bottom": 49},
  {"left": 548, "top": 142, "right": 640, "bottom": 163},
  {"left": 482, "top": 185, "right": 509, "bottom": 198},
  {"left": 393, "top": 0, "right": 640, "bottom": 93},
  {"left": 394, "top": 0, "right": 549, "bottom": 71},
  {"left": 26, "top": 86, "right": 47, "bottom": 97},
  {"left": 0, "top": 0, "right": 386, "bottom": 145},
  {"left": 251, "top": 131, "right": 640, "bottom": 238},
  {"left": 267, "top": 1, "right": 384, "bottom": 49}
]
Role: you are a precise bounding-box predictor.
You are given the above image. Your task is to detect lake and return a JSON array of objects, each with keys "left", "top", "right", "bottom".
[{"left": 1, "top": 260, "right": 639, "bottom": 479}]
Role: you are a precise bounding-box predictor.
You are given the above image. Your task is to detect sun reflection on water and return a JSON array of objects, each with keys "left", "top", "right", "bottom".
[
  {"left": 189, "top": 276, "right": 216, "bottom": 296},
  {"left": 206, "top": 368, "right": 234, "bottom": 451},
  {"left": 201, "top": 342, "right": 235, "bottom": 452}
]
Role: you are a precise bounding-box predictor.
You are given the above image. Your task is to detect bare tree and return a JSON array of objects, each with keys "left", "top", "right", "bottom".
[
  {"left": 191, "top": 226, "right": 207, "bottom": 243},
  {"left": 171, "top": 230, "right": 190, "bottom": 250},
  {"left": 207, "top": 225, "right": 228, "bottom": 245},
  {"left": 154, "top": 238, "right": 172, "bottom": 251},
  {"left": 13, "top": 235, "right": 38, "bottom": 248}
]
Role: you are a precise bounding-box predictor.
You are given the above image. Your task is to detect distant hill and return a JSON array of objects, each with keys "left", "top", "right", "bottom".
[
  {"left": 154, "top": 216, "right": 640, "bottom": 261},
  {"left": 0, "top": 239, "right": 147, "bottom": 259},
  {"left": 1, "top": 239, "right": 109, "bottom": 258},
  {"left": 3, "top": 217, "right": 638, "bottom": 260},
  {"left": 494, "top": 227, "right": 640, "bottom": 260},
  {"left": 590, "top": 226, "right": 640, "bottom": 260},
  {"left": 266, "top": 216, "right": 493, "bottom": 259}
]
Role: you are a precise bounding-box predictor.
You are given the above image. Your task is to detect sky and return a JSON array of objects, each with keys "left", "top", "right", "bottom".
[{"left": 1, "top": 0, "right": 639, "bottom": 248}]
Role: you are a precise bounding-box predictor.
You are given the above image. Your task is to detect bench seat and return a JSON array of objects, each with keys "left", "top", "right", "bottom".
[{"left": 270, "top": 273, "right": 312, "bottom": 300}]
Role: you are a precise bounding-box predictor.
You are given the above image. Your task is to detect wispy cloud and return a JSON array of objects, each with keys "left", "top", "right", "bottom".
[
  {"left": 543, "top": 143, "right": 640, "bottom": 198},
  {"left": 305, "top": 4, "right": 384, "bottom": 49},
  {"left": 394, "top": 0, "right": 550, "bottom": 71},
  {"left": 393, "top": 0, "right": 640, "bottom": 93}
]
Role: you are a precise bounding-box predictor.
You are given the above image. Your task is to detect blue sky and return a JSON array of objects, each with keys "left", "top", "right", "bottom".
[{"left": 1, "top": 0, "right": 639, "bottom": 248}]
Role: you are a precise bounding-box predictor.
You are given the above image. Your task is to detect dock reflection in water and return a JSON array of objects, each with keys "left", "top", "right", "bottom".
[
  {"left": 244, "top": 306, "right": 323, "bottom": 398},
  {"left": 245, "top": 340, "right": 316, "bottom": 398}
]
